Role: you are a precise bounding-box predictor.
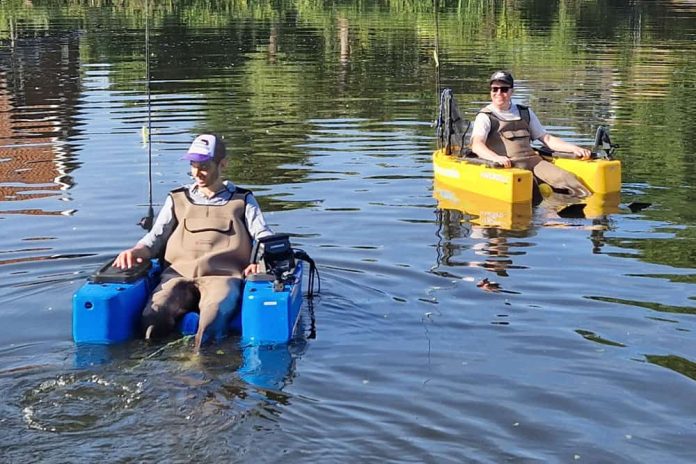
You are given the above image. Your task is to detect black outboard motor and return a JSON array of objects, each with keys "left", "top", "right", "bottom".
[
  {"left": 250, "top": 234, "right": 296, "bottom": 291},
  {"left": 250, "top": 234, "right": 320, "bottom": 295}
]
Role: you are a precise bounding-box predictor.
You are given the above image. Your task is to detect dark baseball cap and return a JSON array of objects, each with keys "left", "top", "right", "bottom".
[{"left": 489, "top": 70, "right": 514, "bottom": 87}]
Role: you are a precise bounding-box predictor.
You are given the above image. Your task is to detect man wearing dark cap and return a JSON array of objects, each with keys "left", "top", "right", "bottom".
[
  {"left": 471, "top": 70, "right": 591, "bottom": 197},
  {"left": 113, "top": 134, "right": 273, "bottom": 349}
]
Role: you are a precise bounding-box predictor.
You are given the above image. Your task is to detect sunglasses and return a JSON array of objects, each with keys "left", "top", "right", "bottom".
[{"left": 490, "top": 86, "right": 511, "bottom": 93}]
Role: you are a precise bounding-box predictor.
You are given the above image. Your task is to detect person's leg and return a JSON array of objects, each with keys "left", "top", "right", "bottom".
[
  {"left": 142, "top": 270, "right": 199, "bottom": 339},
  {"left": 194, "top": 276, "right": 243, "bottom": 348},
  {"left": 530, "top": 159, "right": 590, "bottom": 197}
]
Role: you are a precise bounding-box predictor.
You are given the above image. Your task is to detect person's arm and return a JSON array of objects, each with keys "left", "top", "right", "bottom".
[
  {"left": 530, "top": 110, "right": 591, "bottom": 159},
  {"left": 470, "top": 113, "right": 512, "bottom": 168},
  {"left": 243, "top": 194, "right": 273, "bottom": 275},
  {"left": 113, "top": 195, "right": 177, "bottom": 269},
  {"left": 245, "top": 194, "right": 273, "bottom": 240},
  {"left": 538, "top": 133, "right": 591, "bottom": 159}
]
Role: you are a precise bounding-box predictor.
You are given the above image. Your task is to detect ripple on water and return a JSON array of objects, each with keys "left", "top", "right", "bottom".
[{"left": 20, "top": 372, "right": 145, "bottom": 432}]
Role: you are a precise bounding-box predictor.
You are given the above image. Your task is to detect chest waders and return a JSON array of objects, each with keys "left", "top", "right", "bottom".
[
  {"left": 481, "top": 105, "right": 590, "bottom": 197},
  {"left": 165, "top": 187, "right": 252, "bottom": 279}
]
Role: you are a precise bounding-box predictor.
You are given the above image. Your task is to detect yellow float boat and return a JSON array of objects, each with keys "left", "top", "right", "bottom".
[
  {"left": 432, "top": 147, "right": 621, "bottom": 205},
  {"left": 434, "top": 88, "right": 621, "bottom": 205}
]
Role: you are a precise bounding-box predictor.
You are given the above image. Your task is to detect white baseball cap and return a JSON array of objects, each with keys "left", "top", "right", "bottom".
[{"left": 183, "top": 134, "right": 225, "bottom": 162}]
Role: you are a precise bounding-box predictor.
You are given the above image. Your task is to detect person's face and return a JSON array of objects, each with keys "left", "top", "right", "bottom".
[
  {"left": 190, "top": 158, "right": 223, "bottom": 188},
  {"left": 490, "top": 80, "right": 513, "bottom": 108}
]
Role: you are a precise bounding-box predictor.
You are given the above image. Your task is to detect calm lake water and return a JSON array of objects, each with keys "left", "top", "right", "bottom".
[{"left": 1, "top": 0, "right": 695, "bottom": 462}]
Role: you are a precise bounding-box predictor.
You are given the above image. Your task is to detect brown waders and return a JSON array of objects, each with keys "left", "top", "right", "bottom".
[{"left": 481, "top": 105, "right": 590, "bottom": 197}]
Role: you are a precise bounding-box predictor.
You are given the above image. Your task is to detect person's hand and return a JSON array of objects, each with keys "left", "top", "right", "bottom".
[
  {"left": 113, "top": 246, "right": 150, "bottom": 269},
  {"left": 494, "top": 155, "right": 512, "bottom": 168},
  {"left": 573, "top": 146, "right": 592, "bottom": 160},
  {"left": 243, "top": 263, "right": 260, "bottom": 276}
]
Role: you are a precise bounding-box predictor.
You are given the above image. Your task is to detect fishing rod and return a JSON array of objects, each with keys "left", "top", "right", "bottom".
[
  {"left": 140, "top": 0, "right": 154, "bottom": 231},
  {"left": 433, "top": 0, "right": 441, "bottom": 108}
]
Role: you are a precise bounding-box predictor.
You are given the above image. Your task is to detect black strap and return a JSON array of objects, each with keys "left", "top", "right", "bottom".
[
  {"left": 234, "top": 186, "right": 252, "bottom": 197},
  {"left": 293, "top": 249, "right": 320, "bottom": 298},
  {"left": 234, "top": 186, "right": 251, "bottom": 233},
  {"left": 517, "top": 104, "right": 530, "bottom": 124}
]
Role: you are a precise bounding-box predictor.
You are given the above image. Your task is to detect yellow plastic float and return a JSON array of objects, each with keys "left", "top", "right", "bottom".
[
  {"left": 433, "top": 148, "right": 533, "bottom": 204},
  {"left": 434, "top": 89, "right": 621, "bottom": 208},
  {"left": 432, "top": 148, "right": 621, "bottom": 204},
  {"left": 552, "top": 157, "right": 621, "bottom": 194}
]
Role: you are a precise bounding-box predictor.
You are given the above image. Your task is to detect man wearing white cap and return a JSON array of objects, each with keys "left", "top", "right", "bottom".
[
  {"left": 471, "top": 70, "right": 591, "bottom": 197},
  {"left": 113, "top": 134, "right": 273, "bottom": 349}
]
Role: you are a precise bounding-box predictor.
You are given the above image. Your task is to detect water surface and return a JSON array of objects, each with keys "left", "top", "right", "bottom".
[{"left": 0, "top": 1, "right": 695, "bottom": 462}]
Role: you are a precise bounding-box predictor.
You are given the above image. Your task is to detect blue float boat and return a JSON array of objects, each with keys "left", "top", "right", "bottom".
[{"left": 72, "top": 234, "right": 318, "bottom": 346}]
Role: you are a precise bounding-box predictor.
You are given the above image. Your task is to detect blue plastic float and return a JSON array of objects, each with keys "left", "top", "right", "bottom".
[{"left": 72, "top": 234, "right": 316, "bottom": 346}]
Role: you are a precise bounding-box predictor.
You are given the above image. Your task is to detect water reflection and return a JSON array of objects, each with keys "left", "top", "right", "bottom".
[
  {"left": 0, "top": 32, "right": 81, "bottom": 210},
  {"left": 74, "top": 304, "right": 315, "bottom": 391},
  {"left": 433, "top": 182, "right": 532, "bottom": 290},
  {"left": 433, "top": 179, "right": 533, "bottom": 231},
  {"left": 646, "top": 354, "right": 696, "bottom": 381},
  {"left": 45, "top": 327, "right": 312, "bottom": 438},
  {"left": 433, "top": 181, "right": 629, "bottom": 290}
]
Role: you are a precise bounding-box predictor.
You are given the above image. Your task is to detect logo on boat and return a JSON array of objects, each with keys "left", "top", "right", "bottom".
[
  {"left": 480, "top": 172, "right": 509, "bottom": 183},
  {"left": 433, "top": 165, "right": 460, "bottom": 179}
]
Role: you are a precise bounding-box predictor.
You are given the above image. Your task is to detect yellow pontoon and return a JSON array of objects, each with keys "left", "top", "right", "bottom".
[
  {"left": 432, "top": 148, "right": 621, "bottom": 204},
  {"left": 434, "top": 88, "right": 621, "bottom": 204}
]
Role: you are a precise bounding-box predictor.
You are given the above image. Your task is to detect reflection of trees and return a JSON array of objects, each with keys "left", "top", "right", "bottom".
[
  {"left": 5, "top": 1, "right": 694, "bottom": 141},
  {"left": 4, "top": 0, "right": 695, "bottom": 259},
  {"left": 601, "top": 225, "right": 696, "bottom": 270},
  {"left": 337, "top": 17, "right": 350, "bottom": 93},
  {"left": 646, "top": 354, "right": 696, "bottom": 382}
]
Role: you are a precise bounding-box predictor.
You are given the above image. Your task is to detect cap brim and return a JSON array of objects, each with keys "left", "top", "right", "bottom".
[{"left": 182, "top": 153, "right": 213, "bottom": 162}]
